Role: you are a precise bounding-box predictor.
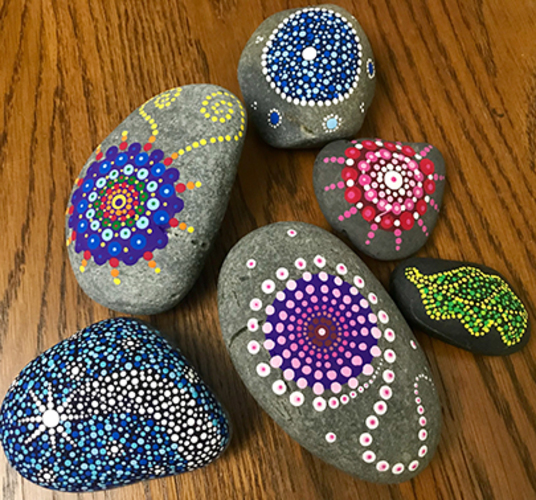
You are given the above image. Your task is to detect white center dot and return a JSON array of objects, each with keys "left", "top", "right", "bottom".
[
  {"left": 42, "top": 409, "right": 60, "bottom": 428},
  {"left": 302, "top": 46, "right": 317, "bottom": 61},
  {"left": 385, "top": 171, "right": 403, "bottom": 190},
  {"left": 318, "top": 328, "right": 327, "bottom": 336}
]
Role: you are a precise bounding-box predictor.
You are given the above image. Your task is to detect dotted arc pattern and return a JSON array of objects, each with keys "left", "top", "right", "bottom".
[
  {"left": 0, "top": 318, "right": 230, "bottom": 492},
  {"left": 405, "top": 266, "right": 528, "bottom": 346},
  {"left": 262, "top": 8, "right": 363, "bottom": 106}
]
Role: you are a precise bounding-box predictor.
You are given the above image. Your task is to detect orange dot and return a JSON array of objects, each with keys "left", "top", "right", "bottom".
[
  {"left": 171, "top": 152, "right": 178, "bottom": 159},
  {"left": 179, "top": 222, "right": 187, "bottom": 230},
  {"left": 111, "top": 269, "right": 119, "bottom": 277},
  {"left": 187, "top": 182, "right": 195, "bottom": 190},
  {"left": 149, "top": 135, "right": 156, "bottom": 143},
  {"left": 148, "top": 260, "right": 157, "bottom": 268},
  {"left": 81, "top": 259, "right": 87, "bottom": 266}
]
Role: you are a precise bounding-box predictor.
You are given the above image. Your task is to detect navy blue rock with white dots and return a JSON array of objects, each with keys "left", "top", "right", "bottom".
[{"left": 0, "top": 318, "right": 230, "bottom": 492}]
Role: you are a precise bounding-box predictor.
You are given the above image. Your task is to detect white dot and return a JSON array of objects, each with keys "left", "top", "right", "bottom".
[
  {"left": 262, "top": 279, "right": 276, "bottom": 294},
  {"left": 249, "top": 298, "right": 262, "bottom": 311},
  {"left": 42, "top": 409, "right": 60, "bottom": 428},
  {"left": 362, "top": 450, "right": 376, "bottom": 463},
  {"left": 359, "top": 432, "right": 373, "bottom": 446},
  {"left": 392, "top": 463, "right": 405, "bottom": 474},
  {"left": 256, "top": 363, "right": 270, "bottom": 377},
  {"left": 313, "top": 397, "right": 327, "bottom": 412},
  {"left": 365, "top": 415, "right": 379, "bottom": 429},
  {"left": 289, "top": 391, "right": 304, "bottom": 407},
  {"left": 302, "top": 46, "right": 317, "bottom": 60},
  {"left": 325, "top": 432, "right": 337, "bottom": 443},
  {"left": 247, "top": 340, "right": 260, "bottom": 355},
  {"left": 272, "top": 380, "right": 287, "bottom": 395}
]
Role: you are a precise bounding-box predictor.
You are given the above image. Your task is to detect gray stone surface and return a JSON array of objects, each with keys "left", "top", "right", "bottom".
[
  {"left": 65, "top": 84, "right": 246, "bottom": 314},
  {"left": 314, "top": 138, "right": 446, "bottom": 260},
  {"left": 238, "top": 5, "right": 375, "bottom": 149},
  {"left": 0, "top": 318, "right": 231, "bottom": 492},
  {"left": 390, "top": 258, "right": 531, "bottom": 356},
  {"left": 218, "top": 222, "right": 441, "bottom": 483}
]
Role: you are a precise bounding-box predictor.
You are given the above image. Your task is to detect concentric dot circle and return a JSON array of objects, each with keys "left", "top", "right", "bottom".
[
  {"left": 272, "top": 380, "right": 287, "bottom": 395},
  {"left": 256, "top": 363, "right": 271, "bottom": 377},
  {"left": 379, "top": 385, "right": 393, "bottom": 400},
  {"left": 359, "top": 432, "right": 373, "bottom": 446},
  {"left": 249, "top": 298, "right": 263, "bottom": 311},
  {"left": 362, "top": 450, "right": 376, "bottom": 463},
  {"left": 376, "top": 460, "right": 389, "bottom": 472},
  {"left": 373, "top": 401, "right": 388, "bottom": 415},
  {"left": 409, "top": 460, "right": 420, "bottom": 471},
  {"left": 419, "top": 445, "right": 428, "bottom": 457},
  {"left": 261, "top": 279, "right": 276, "bottom": 294},
  {"left": 247, "top": 340, "right": 260, "bottom": 355},
  {"left": 247, "top": 318, "right": 259, "bottom": 332},
  {"left": 313, "top": 397, "right": 327, "bottom": 412},
  {"left": 365, "top": 415, "right": 379, "bottom": 429},
  {"left": 382, "top": 370, "right": 395, "bottom": 383},
  {"left": 392, "top": 463, "right": 405, "bottom": 475},
  {"left": 289, "top": 391, "right": 304, "bottom": 406},
  {"left": 325, "top": 432, "right": 337, "bottom": 443}
]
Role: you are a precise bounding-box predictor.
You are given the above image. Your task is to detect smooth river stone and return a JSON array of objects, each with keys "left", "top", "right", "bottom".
[
  {"left": 218, "top": 222, "right": 441, "bottom": 483},
  {"left": 66, "top": 84, "right": 246, "bottom": 314},
  {"left": 390, "top": 258, "right": 531, "bottom": 355},
  {"left": 238, "top": 5, "right": 376, "bottom": 148},
  {"left": 314, "top": 138, "right": 446, "bottom": 260},
  {"left": 0, "top": 318, "right": 231, "bottom": 492}
]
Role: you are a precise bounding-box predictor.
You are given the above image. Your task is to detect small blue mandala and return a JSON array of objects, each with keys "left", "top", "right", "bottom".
[
  {"left": 261, "top": 8, "right": 362, "bottom": 106},
  {"left": 268, "top": 108, "right": 282, "bottom": 128}
]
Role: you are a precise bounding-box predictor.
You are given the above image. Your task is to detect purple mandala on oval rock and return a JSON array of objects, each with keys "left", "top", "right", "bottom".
[{"left": 262, "top": 272, "right": 383, "bottom": 395}]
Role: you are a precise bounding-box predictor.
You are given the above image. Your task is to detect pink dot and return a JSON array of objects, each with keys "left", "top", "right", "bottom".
[
  {"left": 368, "top": 313, "right": 377, "bottom": 323},
  {"left": 276, "top": 323, "right": 285, "bottom": 333},
  {"left": 279, "top": 311, "right": 288, "bottom": 321},
  {"left": 313, "top": 383, "right": 324, "bottom": 395},
  {"left": 337, "top": 181, "right": 345, "bottom": 188},
  {"left": 359, "top": 342, "right": 368, "bottom": 351},
  {"left": 306, "top": 285, "right": 315, "bottom": 295},
  {"left": 395, "top": 238, "right": 402, "bottom": 244},
  {"left": 327, "top": 370, "right": 337, "bottom": 380},
  {"left": 370, "top": 346, "right": 382, "bottom": 357},
  {"left": 291, "top": 358, "right": 301, "bottom": 369},
  {"left": 352, "top": 356, "right": 363, "bottom": 366},
  {"left": 394, "top": 229, "right": 402, "bottom": 236},
  {"left": 363, "top": 364, "right": 374, "bottom": 375},
  {"left": 282, "top": 349, "right": 291, "bottom": 359},
  {"left": 283, "top": 369, "right": 294, "bottom": 380},
  {"left": 302, "top": 366, "right": 312, "bottom": 375},
  {"left": 341, "top": 367, "right": 352, "bottom": 377},
  {"left": 297, "top": 378, "right": 307, "bottom": 389},
  {"left": 270, "top": 356, "right": 282, "bottom": 368},
  {"left": 349, "top": 378, "right": 358, "bottom": 388},
  {"left": 314, "top": 370, "right": 324, "bottom": 380},
  {"left": 331, "top": 382, "right": 342, "bottom": 393},
  {"left": 371, "top": 327, "right": 382, "bottom": 339},
  {"left": 350, "top": 206, "right": 357, "bottom": 214}
]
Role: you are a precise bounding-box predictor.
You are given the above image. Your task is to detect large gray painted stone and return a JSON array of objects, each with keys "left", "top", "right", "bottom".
[
  {"left": 66, "top": 84, "right": 246, "bottom": 314},
  {"left": 314, "top": 138, "right": 446, "bottom": 260},
  {"left": 218, "top": 222, "right": 441, "bottom": 483},
  {"left": 238, "top": 5, "right": 376, "bottom": 148}
]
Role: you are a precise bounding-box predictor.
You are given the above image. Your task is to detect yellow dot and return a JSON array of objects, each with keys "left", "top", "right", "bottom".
[
  {"left": 186, "top": 146, "right": 192, "bottom": 152},
  {"left": 155, "top": 268, "right": 161, "bottom": 274},
  {"left": 210, "top": 137, "right": 216, "bottom": 143},
  {"left": 238, "top": 131, "right": 243, "bottom": 138},
  {"left": 219, "top": 118, "right": 226, "bottom": 123},
  {"left": 211, "top": 116, "right": 218, "bottom": 122},
  {"left": 195, "top": 181, "right": 202, "bottom": 188},
  {"left": 205, "top": 113, "right": 210, "bottom": 118},
  {"left": 101, "top": 242, "right": 105, "bottom": 248},
  {"left": 179, "top": 149, "right": 185, "bottom": 155},
  {"left": 226, "top": 114, "right": 231, "bottom": 120},
  {"left": 153, "top": 131, "right": 159, "bottom": 136},
  {"left": 122, "top": 130, "right": 128, "bottom": 135},
  {"left": 218, "top": 136, "right": 224, "bottom": 142},
  {"left": 200, "top": 139, "right": 207, "bottom": 145},
  {"left": 202, "top": 100, "right": 208, "bottom": 105},
  {"left": 149, "top": 119, "right": 155, "bottom": 124},
  {"left": 234, "top": 135, "right": 238, "bottom": 141},
  {"left": 113, "top": 278, "right": 121, "bottom": 285},
  {"left": 79, "top": 266, "right": 85, "bottom": 273},
  {"left": 200, "top": 108, "right": 206, "bottom": 113},
  {"left": 225, "top": 135, "right": 231, "bottom": 141},
  {"left": 151, "top": 124, "right": 157, "bottom": 130},
  {"left": 187, "top": 227, "right": 194, "bottom": 233},
  {"left": 193, "top": 142, "right": 199, "bottom": 148}
]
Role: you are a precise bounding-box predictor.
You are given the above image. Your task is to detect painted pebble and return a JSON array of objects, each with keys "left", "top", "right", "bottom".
[
  {"left": 65, "top": 85, "right": 246, "bottom": 314},
  {"left": 238, "top": 5, "right": 376, "bottom": 148},
  {"left": 390, "top": 258, "right": 531, "bottom": 355},
  {"left": 314, "top": 138, "right": 446, "bottom": 260},
  {"left": 218, "top": 222, "right": 441, "bottom": 483},
  {"left": 0, "top": 318, "right": 231, "bottom": 492}
]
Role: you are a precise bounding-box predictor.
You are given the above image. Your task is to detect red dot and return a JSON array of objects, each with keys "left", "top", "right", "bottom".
[
  {"left": 400, "top": 212, "right": 415, "bottom": 230},
  {"left": 143, "top": 251, "right": 153, "bottom": 261},
  {"left": 342, "top": 167, "right": 358, "bottom": 181},
  {"left": 402, "top": 145, "right": 416, "bottom": 156},
  {"left": 344, "top": 187, "right": 361, "bottom": 204},
  {"left": 169, "top": 218, "right": 178, "bottom": 227},
  {"left": 362, "top": 206, "right": 376, "bottom": 222},
  {"left": 76, "top": 178, "right": 83, "bottom": 186},
  {"left": 362, "top": 140, "right": 377, "bottom": 151},
  {"left": 110, "top": 258, "right": 119, "bottom": 268},
  {"left": 119, "top": 142, "right": 128, "bottom": 151},
  {"left": 176, "top": 183, "right": 186, "bottom": 193},
  {"left": 96, "top": 152, "right": 103, "bottom": 160},
  {"left": 424, "top": 179, "right": 436, "bottom": 194},
  {"left": 128, "top": 209, "right": 135, "bottom": 217},
  {"left": 384, "top": 142, "right": 396, "bottom": 151},
  {"left": 71, "top": 231, "right": 77, "bottom": 240},
  {"left": 163, "top": 157, "right": 173, "bottom": 166},
  {"left": 417, "top": 200, "right": 428, "bottom": 215},
  {"left": 84, "top": 250, "right": 91, "bottom": 260},
  {"left": 345, "top": 147, "right": 360, "bottom": 159},
  {"left": 420, "top": 159, "right": 435, "bottom": 175},
  {"left": 380, "top": 214, "right": 394, "bottom": 230},
  {"left": 68, "top": 206, "right": 74, "bottom": 214},
  {"left": 143, "top": 143, "right": 152, "bottom": 151}
]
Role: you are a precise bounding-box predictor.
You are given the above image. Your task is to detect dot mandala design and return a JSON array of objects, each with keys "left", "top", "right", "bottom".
[
  {"left": 0, "top": 318, "right": 230, "bottom": 492},
  {"left": 406, "top": 266, "right": 528, "bottom": 346},
  {"left": 322, "top": 140, "right": 445, "bottom": 252},
  {"left": 322, "top": 114, "right": 341, "bottom": 133},
  {"left": 242, "top": 228, "right": 436, "bottom": 476},
  {"left": 66, "top": 88, "right": 245, "bottom": 285},
  {"left": 263, "top": 273, "right": 381, "bottom": 395},
  {"left": 261, "top": 8, "right": 362, "bottom": 105}
]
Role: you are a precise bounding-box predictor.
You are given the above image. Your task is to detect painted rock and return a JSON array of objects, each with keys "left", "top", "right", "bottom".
[
  {"left": 390, "top": 258, "right": 531, "bottom": 355},
  {"left": 238, "top": 5, "right": 375, "bottom": 149},
  {"left": 314, "top": 138, "right": 446, "bottom": 260},
  {"left": 0, "top": 318, "right": 231, "bottom": 492},
  {"left": 218, "top": 222, "right": 441, "bottom": 483},
  {"left": 65, "top": 85, "right": 246, "bottom": 314}
]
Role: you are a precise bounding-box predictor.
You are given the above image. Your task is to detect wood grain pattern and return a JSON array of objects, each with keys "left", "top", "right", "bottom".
[{"left": 0, "top": 0, "right": 535, "bottom": 498}]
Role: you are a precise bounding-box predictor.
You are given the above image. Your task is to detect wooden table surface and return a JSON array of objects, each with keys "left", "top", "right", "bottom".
[{"left": 1, "top": 0, "right": 535, "bottom": 498}]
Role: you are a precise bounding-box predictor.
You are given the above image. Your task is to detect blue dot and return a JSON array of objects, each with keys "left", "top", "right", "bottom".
[{"left": 326, "top": 117, "right": 338, "bottom": 130}]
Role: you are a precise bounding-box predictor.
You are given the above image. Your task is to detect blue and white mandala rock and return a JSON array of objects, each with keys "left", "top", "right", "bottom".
[
  {"left": 0, "top": 318, "right": 230, "bottom": 492},
  {"left": 238, "top": 5, "right": 376, "bottom": 148}
]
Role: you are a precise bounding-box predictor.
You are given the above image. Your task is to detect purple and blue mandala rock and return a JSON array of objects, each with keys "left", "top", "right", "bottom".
[
  {"left": 0, "top": 318, "right": 231, "bottom": 492},
  {"left": 218, "top": 222, "right": 441, "bottom": 483},
  {"left": 66, "top": 84, "right": 247, "bottom": 314}
]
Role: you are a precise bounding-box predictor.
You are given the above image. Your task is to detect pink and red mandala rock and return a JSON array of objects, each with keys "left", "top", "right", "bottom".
[{"left": 320, "top": 139, "right": 445, "bottom": 254}]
